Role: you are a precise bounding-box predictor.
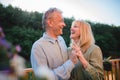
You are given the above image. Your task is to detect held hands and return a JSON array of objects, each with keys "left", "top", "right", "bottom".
[
  {"left": 69, "top": 49, "right": 78, "bottom": 64},
  {"left": 71, "top": 43, "right": 88, "bottom": 68},
  {"left": 69, "top": 43, "right": 83, "bottom": 64},
  {"left": 72, "top": 43, "right": 83, "bottom": 59}
]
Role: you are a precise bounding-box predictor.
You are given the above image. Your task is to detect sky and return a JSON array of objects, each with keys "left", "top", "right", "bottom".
[{"left": 0, "top": 0, "right": 120, "bottom": 26}]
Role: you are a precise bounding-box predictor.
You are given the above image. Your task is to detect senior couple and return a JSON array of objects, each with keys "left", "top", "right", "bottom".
[{"left": 31, "top": 8, "right": 104, "bottom": 80}]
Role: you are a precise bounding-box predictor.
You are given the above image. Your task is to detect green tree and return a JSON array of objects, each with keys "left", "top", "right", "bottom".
[{"left": 5, "top": 26, "right": 43, "bottom": 60}]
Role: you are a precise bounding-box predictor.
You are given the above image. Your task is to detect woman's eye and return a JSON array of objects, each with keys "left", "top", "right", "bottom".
[{"left": 74, "top": 26, "right": 78, "bottom": 28}]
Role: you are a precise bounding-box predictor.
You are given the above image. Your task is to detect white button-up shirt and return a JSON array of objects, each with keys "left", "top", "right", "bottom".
[{"left": 31, "top": 33, "right": 75, "bottom": 80}]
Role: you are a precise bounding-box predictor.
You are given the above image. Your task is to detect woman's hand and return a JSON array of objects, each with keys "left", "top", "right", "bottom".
[
  {"left": 72, "top": 43, "right": 83, "bottom": 58},
  {"left": 69, "top": 49, "right": 78, "bottom": 64},
  {"left": 71, "top": 43, "right": 88, "bottom": 69}
]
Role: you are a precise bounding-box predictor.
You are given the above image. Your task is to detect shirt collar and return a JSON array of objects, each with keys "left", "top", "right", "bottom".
[{"left": 43, "top": 32, "right": 60, "bottom": 44}]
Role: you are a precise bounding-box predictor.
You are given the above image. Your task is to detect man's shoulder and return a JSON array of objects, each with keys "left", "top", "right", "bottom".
[
  {"left": 32, "top": 37, "right": 46, "bottom": 46},
  {"left": 58, "top": 36, "right": 65, "bottom": 41}
]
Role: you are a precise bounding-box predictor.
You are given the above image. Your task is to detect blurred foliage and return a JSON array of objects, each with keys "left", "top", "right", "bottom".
[
  {"left": 0, "top": 3, "right": 120, "bottom": 62},
  {"left": 5, "top": 26, "right": 43, "bottom": 60}
]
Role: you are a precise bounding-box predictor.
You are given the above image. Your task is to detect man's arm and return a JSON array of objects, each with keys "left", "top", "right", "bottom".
[{"left": 31, "top": 42, "right": 77, "bottom": 80}]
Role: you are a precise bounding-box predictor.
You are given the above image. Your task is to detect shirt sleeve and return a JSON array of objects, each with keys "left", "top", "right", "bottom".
[
  {"left": 85, "top": 46, "right": 104, "bottom": 80},
  {"left": 53, "top": 60, "right": 75, "bottom": 80},
  {"left": 31, "top": 42, "right": 48, "bottom": 73}
]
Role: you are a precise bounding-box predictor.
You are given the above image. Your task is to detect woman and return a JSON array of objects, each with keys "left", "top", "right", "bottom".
[{"left": 68, "top": 20, "right": 104, "bottom": 80}]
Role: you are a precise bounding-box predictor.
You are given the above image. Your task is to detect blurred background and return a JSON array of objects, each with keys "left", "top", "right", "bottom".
[{"left": 0, "top": 0, "right": 120, "bottom": 71}]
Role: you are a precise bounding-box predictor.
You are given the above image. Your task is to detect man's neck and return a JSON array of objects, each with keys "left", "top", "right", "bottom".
[{"left": 46, "top": 31, "right": 58, "bottom": 39}]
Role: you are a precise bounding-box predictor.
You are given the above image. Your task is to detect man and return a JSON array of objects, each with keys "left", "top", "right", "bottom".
[{"left": 31, "top": 8, "right": 78, "bottom": 80}]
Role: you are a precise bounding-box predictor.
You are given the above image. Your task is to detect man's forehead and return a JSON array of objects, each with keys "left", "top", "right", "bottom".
[{"left": 53, "top": 12, "right": 63, "bottom": 18}]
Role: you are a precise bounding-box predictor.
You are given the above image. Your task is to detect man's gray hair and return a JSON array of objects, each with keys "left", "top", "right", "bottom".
[{"left": 42, "top": 8, "right": 62, "bottom": 30}]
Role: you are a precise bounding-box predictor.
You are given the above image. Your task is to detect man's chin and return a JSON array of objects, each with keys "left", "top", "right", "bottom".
[{"left": 59, "top": 31, "right": 63, "bottom": 35}]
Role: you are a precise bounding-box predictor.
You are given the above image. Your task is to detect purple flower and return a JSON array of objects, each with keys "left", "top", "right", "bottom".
[{"left": 15, "top": 45, "right": 21, "bottom": 53}]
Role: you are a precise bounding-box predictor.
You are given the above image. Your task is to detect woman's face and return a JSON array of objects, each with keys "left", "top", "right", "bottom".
[{"left": 70, "top": 22, "right": 80, "bottom": 41}]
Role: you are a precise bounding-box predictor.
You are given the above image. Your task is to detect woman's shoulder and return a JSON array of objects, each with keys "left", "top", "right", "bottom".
[
  {"left": 91, "top": 44, "right": 102, "bottom": 55},
  {"left": 86, "top": 44, "right": 101, "bottom": 55},
  {"left": 91, "top": 44, "right": 101, "bottom": 50}
]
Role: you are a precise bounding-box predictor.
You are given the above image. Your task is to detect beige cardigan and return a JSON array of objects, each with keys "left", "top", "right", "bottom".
[{"left": 68, "top": 44, "right": 104, "bottom": 80}]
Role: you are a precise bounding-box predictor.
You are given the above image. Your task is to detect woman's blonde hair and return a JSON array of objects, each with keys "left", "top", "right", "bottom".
[{"left": 70, "top": 20, "right": 95, "bottom": 53}]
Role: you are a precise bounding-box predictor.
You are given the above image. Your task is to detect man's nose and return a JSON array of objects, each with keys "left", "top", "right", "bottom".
[{"left": 63, "top": 22, "right": 66, "bottom": 27}]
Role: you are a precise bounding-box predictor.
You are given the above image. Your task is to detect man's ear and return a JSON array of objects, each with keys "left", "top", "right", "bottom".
[{"left": 47, "top": 20, "right": 53, "bottom": 27}]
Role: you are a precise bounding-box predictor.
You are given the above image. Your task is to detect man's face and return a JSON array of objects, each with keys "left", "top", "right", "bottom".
[{"left": 50, "top": 12, "right": 66, "bottom": 36}]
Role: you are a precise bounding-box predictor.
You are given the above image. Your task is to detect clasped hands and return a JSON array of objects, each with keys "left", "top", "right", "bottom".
[{"left": 69, "top": 43, "right": 83, "bottom": 64}]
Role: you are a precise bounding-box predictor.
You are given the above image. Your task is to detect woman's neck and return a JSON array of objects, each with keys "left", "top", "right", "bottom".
[{"left": 73, "top": 39, "right": 79, "bottom": 44}]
